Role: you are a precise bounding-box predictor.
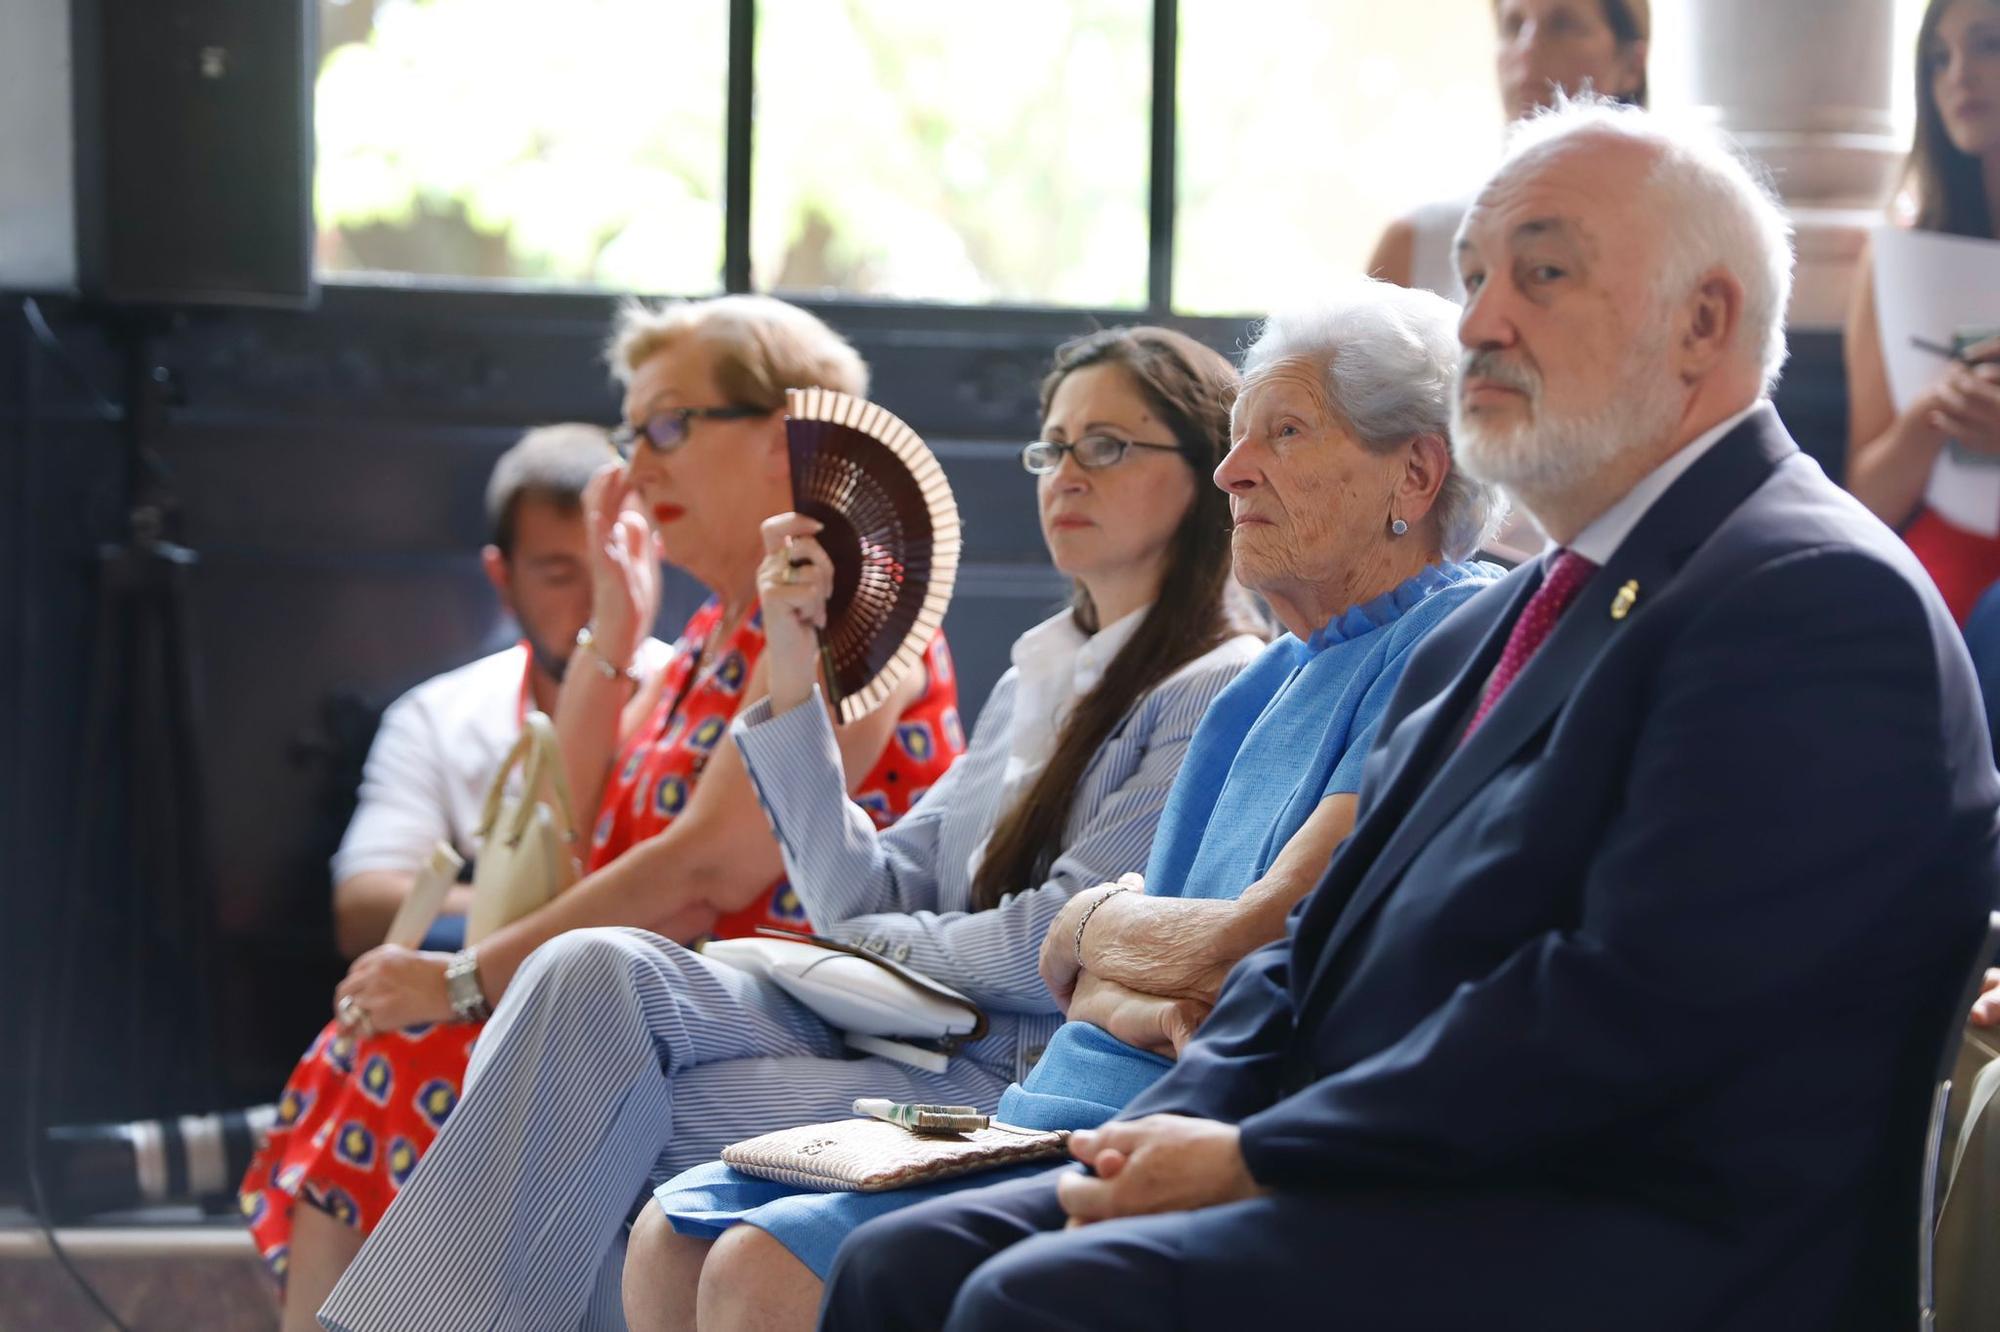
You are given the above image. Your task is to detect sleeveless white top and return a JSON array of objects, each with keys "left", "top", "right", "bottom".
[{"left": 1406, "top": 195, "right": 1472, "bottom": 301}]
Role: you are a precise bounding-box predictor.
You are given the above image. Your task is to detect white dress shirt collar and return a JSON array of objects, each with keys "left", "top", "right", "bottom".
[{"left": 1565, "top": 401, "right": 1768, "bottom": 566}]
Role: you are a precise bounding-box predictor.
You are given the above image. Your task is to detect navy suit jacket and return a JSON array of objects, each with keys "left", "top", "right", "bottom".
[{"left": 1125, "top": 407, "right": 2000, "bottom": 1328}]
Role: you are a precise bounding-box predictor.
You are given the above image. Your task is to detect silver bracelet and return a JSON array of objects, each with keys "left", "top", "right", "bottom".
[
  {"left": 1072, "top": 884, "right": 1139, "bottom": 970},
  {"left": 574, "top": 625, "right": 638, "bottom": 685}
]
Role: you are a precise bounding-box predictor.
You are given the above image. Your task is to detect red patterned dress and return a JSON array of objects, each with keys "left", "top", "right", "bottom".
[{"left": 240, "top": 601, "right": 962, "bottom": 1285}]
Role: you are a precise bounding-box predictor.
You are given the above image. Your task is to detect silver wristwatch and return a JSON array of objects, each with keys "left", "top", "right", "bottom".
[{"left": 445, "top": 949, "right": 492, "bottom": 1024}]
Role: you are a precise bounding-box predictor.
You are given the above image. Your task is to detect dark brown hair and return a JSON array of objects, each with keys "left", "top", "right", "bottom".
[
  {"left": 969, "top": 327, "right": 1262, "bottom": 911},
  {"left": 1598, "top": 0, "right": 1650, "bottom": 108},
  {"left": 1908, "top": 0, "right": 1997, "bottom": 238}
]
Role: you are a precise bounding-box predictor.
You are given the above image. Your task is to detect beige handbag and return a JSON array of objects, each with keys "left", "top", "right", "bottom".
[
  {"left": 381, "top": 842, "right": 467, "bottom": 948},
  {"left": 464, "top": 711, "right": 580, "bottom": 944},
  {"left": 721, "top": 1116, "right": 1069, "bottom": 1193}
]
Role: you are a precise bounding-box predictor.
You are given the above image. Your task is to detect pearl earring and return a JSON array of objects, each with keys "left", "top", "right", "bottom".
[{"left": 1390, "top": 518, "right": 1409, "bottom": 537}]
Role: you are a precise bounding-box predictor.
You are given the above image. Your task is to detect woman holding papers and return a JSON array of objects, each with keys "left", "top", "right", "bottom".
[{"left": 1846, "top": 0, "right": 2000, "bottom": 623}]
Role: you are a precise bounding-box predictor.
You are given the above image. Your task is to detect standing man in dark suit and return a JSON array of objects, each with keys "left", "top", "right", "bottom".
[{"left": 820, "top": 97, "right": 2000, "bottom": 1331}]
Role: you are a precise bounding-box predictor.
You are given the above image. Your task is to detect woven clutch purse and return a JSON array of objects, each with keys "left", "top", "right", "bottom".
[{"left": 721, "top": 1118, "right": 1069, "bottom": 1193}]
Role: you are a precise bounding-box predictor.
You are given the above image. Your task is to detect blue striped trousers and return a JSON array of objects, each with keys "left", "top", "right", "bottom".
[{"left": 318, "top": 927, "right": 1009, "bottom": 1332}]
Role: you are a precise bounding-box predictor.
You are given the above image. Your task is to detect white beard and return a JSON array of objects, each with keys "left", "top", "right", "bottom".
[{"left": 1452, "top": 328, "right": 1683, "bottom": 510}]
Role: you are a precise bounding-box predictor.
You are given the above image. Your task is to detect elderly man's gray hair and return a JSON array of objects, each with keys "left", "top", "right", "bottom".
[
  {"left": 1241, "top": 281, "right": 1506, "bottom": 562},
  {"left": 1495, "top": 95, "right": 1796, "bottom": 392}
]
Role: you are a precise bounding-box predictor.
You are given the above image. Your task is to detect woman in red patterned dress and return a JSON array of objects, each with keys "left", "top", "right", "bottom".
[{"left": 243, "top": 295, "right": 963, "bottom": 1329}]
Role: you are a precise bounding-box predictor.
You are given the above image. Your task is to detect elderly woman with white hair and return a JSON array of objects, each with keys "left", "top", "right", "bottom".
[{"left": 622, "top": 279, "right": 1506, "bottom": 1332}]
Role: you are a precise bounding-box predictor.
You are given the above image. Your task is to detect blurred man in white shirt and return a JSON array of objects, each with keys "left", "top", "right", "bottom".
[{"left": 332, "top": 424, "right": 665, "bottom": 955}]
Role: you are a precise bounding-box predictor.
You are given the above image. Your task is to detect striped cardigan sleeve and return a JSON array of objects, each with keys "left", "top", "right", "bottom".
[
  {"left": 732, "top": 683, "right": 1001, "bottom": 926},
  {"left": 776, "top": 644, "right": 1255, "bottom": 1014}
]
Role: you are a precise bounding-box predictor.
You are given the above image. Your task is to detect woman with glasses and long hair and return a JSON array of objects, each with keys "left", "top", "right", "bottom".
[
  {"left": 1845, "top": 0, "right": 2000, "bottom": 625},
  {"left": 314, "top": 326, "right": 1266, "bottom": 1332},
  {"left": 242, "top": 294, "right": 965, "bottom": 1331}
]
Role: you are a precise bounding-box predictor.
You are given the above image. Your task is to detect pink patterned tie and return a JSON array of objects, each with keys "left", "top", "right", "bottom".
[{"left": 1463, "top": 548, "right": 1599, "bottom": 740}]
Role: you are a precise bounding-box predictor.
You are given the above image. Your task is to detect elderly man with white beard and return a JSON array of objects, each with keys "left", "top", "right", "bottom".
[{"left": 817, "top": 96, "right": 2000, "bottom": 1332}]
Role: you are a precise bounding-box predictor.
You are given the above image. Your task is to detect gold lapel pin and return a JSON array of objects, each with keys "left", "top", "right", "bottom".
[{"left": 1610, "top": 579, "right": 1640, "bottom": 621}]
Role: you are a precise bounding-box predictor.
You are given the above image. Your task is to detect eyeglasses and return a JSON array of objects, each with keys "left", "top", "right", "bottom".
[
  {"left": 1020, "top": 434, "right": 1182, "bottom": 475},
  {"left": 612, "top": 405, "right": 770, "bottom": 459}
]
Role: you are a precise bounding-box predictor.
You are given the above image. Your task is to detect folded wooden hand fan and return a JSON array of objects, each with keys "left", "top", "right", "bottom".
[{"left": 785, "top": 387, "right": 960, "bottom": 724}]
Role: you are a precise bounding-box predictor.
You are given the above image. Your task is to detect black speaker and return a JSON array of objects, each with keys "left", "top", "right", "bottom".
[{"left": 71, "top": 0, "right": 316, "bottom": 308}]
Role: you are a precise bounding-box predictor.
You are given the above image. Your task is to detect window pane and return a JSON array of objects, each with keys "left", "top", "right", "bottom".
[
  {"left": 315, "top": 0, "right": 726, "bottom": 291},
  {"left": 1173, "top": 0, "right": 1504, "bottom": 315},
  {"left": 1892, "top": 0, "right": 1931, "bottom": 139},
  {"left": 753, "top": 0, "right": 1151, "bottom": 306}
]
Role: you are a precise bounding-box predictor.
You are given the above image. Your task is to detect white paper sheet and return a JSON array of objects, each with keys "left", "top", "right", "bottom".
[{"left": 1870, "top": 226, "right": 2000, "bottom": 536}]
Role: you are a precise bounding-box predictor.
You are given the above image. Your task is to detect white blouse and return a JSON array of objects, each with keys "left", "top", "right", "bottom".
[{"left": 970, "top": 604, "right": 1149, "bottom": 880}]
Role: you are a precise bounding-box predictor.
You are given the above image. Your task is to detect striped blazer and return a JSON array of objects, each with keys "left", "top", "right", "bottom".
[{"left": 734, "top": 631, "right": 1265, "bottom": 1081}]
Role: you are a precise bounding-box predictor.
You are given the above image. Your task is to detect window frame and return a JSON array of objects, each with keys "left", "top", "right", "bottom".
[
  {"left": 727, "top": 0, "right": 1181, "bottom": 311},
  {"left": 320, "top": 0, "right": 1206, "bottom": 322}
]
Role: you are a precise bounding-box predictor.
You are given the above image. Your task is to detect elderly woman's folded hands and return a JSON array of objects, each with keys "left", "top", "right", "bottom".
[
  {"left": 1064, "top": 972, "right": 1212, "bottom": 1058},
  {"left": 1040, "top": 876, "right": 1252, "bottom": 1012},
  {"left": 1040, "top": 876, "right": 1260, "bottom": 1062}
]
